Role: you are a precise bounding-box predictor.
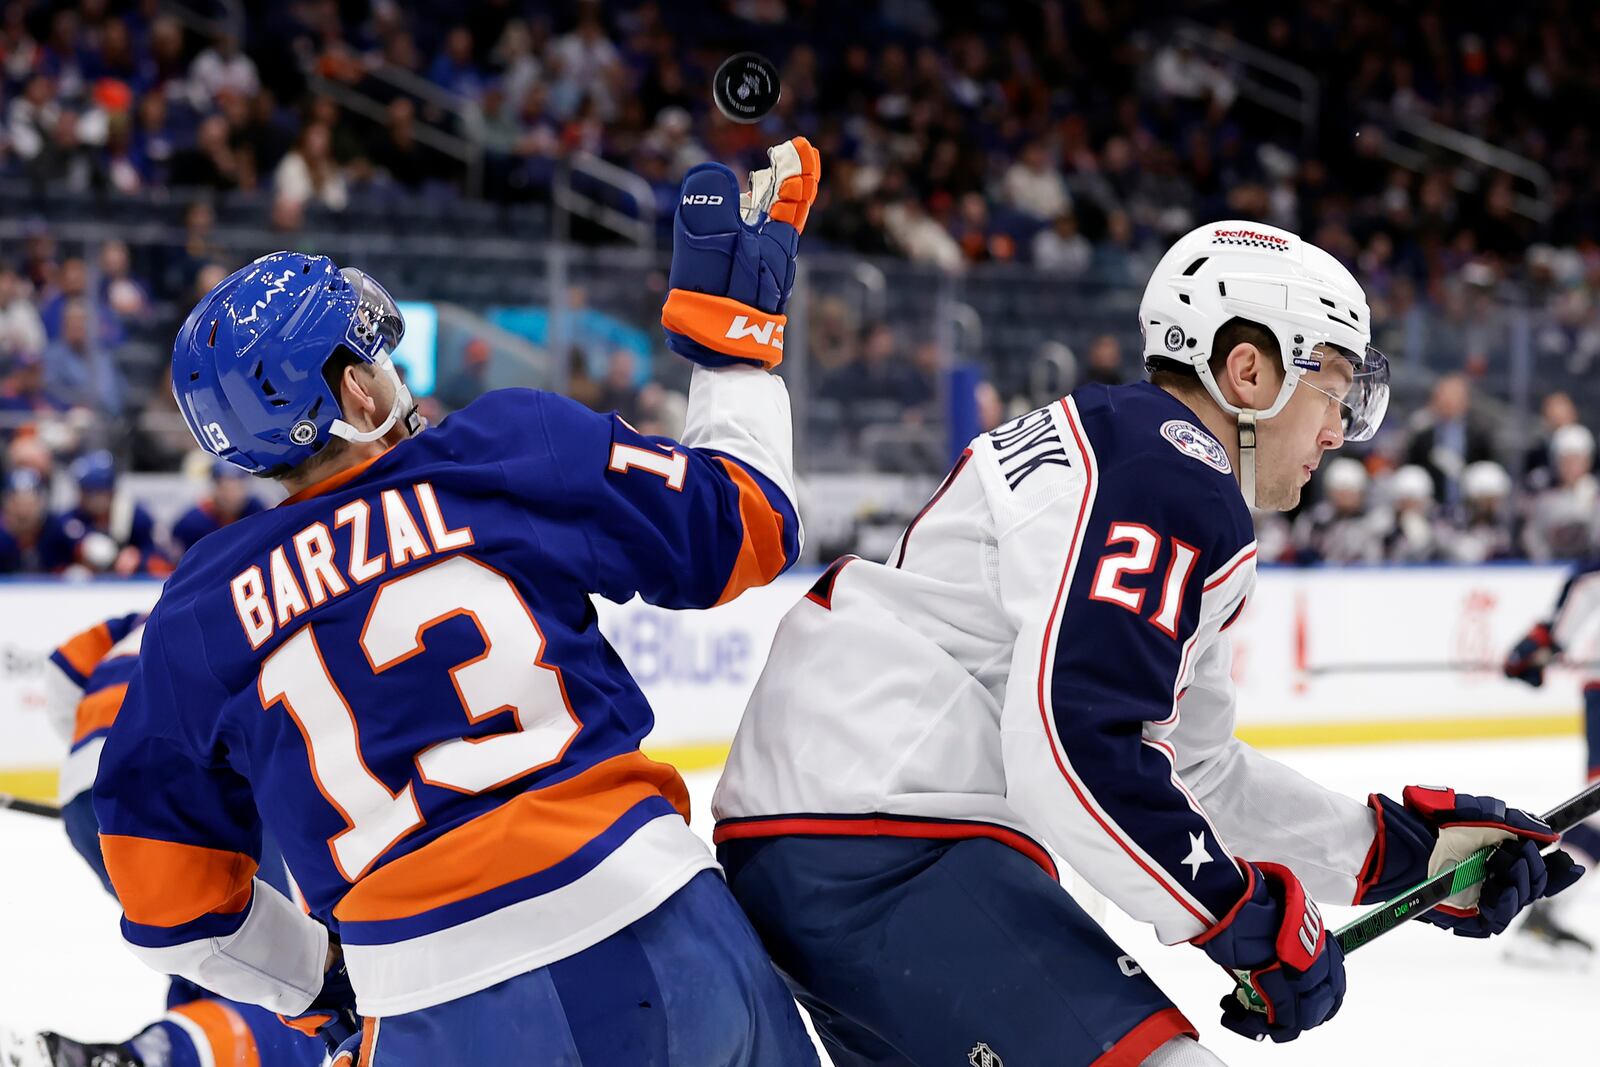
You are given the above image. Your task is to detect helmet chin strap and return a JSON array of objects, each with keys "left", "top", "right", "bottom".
[
  {"left": 1237, "top": 410, "right": 1258, "bottom": 509},
  {"left": 328, "top": 356, "right": 421, "bottom": 445}
]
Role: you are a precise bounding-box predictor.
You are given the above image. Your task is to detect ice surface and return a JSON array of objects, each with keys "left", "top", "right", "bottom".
[{"left": 3, "top": 737, "right": 1593, "bottom": 1065}]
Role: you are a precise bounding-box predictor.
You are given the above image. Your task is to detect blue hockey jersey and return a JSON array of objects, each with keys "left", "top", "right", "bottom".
[{"left": 94, "top": 365, "right": 800, "bottom": 1017}]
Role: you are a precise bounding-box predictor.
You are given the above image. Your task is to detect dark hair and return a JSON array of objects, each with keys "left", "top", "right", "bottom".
[{"left": 1146, "top": 317, "right": 1282, "bottom": 390}]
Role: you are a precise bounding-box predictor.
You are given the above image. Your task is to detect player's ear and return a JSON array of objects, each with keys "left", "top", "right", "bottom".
[
  {"left": 1220, "top": 341, "right": 1268, "bottom": 408},
  {"left": 338, "top": 363, "right": 381, "bottom": 428}
]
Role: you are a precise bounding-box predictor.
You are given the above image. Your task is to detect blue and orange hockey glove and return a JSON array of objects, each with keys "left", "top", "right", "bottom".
[
  {"left": 279, "top": 948, "right": 360, "bottom": 1051},
  {"left": 1357, "top": 786, "right": 1584, "bottom": 937},
  {"left": 1504, "top": 622, "right": 1557, "bottom": 687},
  {"left": 660, "top": 136, "right": 821, "bottom": 370}
]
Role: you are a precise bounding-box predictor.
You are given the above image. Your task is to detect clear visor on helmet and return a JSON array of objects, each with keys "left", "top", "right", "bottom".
[
  {"left": 1295, "top": 342, "right": 1390, "bottom": 442},
  {"left": 340, "top": 267, "right": 405, "bottom": 359}
]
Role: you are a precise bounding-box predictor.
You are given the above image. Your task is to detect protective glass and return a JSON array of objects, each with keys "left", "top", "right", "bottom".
[
  {"left": 340, "top": 267, "right": 405, "bottom": 358},
  {"left": 1296, "top": 343, "right": 1390, "bottom": 442}
]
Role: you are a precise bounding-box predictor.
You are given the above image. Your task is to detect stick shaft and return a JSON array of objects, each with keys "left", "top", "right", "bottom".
[{"left": 0, "top": 793, "right": 62, "bottom": 819}]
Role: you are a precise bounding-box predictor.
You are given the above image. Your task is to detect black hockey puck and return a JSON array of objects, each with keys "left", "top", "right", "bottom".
[{"left": 713, "top": 52, "right": 781, "bottom": 124}]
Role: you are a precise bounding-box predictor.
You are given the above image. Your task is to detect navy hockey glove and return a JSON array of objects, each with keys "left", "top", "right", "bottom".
[
  {"left": 279, "top": 949, "right": 359, "bottom": 1050},
  {"left": 1359, "top": 786, "right": 1584, "bottom": 937},
  {"left": 1192, "top": 861, "right": 1345, "bottom": 1043},
  {"left": 660, "top": 136, "right": 820, "bottom": 370},
  {"left": 1503, "top": 623, "right": 1557, "bottom": 687}
]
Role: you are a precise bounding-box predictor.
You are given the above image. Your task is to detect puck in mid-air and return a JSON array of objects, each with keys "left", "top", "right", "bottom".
[{"left": 713, "top": 52, "right": 781, "bottom": 123}]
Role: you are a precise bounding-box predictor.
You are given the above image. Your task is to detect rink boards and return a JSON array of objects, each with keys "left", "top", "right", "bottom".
[{"left": 0, "top": 564, "right": 1589, "bottom": 796}]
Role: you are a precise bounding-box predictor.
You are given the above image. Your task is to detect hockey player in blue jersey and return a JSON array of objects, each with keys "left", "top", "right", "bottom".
[
  {"left": 0, "top": 613, "right": 329, "bottom": 1067},
  {"left": 92, "top": 136, "right": 821, "bottom": 1066},
  {"left": 713, "top": 220, "right": 1582, "bottom": 1066}
]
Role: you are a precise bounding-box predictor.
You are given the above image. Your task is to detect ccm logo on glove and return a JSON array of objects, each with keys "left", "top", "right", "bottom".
[
  {"left": 726, "top": 314, "right": 783, "bottom": 350},
  {"left": 682, "top": 193, "right": 725, "bottom": 205}
]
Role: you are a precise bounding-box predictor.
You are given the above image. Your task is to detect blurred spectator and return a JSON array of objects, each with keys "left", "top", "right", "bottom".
[
  {"left": 0, "top": 267, "right": 46, "bottom": 363},
  {"left": 1251, "top": 507, "right": 1294, "bottom": 564},
  {"left": 171, "top": 460, "right": 264, "bottom": 556},
  {"left": 371, "top": 97, "right": 441, "bottom": 192},
  {"left": 436, "top": 338, "right": 493, "bottom": 411},
  {"left": 595, "top": 350, "right": 641, "bottom": 423},
  {"left": 169, "top": 114, "right": 245, "bottom": 191},
  {"left": 1293, "top": 458, "right": 1384, "bottom": 564},
  {"left": 1402, "top": 374, "right": 1495, "bottom": 504},
  {"left": 0, "top": 350, "right": 67, "bottom": 425},
  {"left": 0, "top": 469, "right": 68, "bottom": 573},
  {"left": 1002, "top": 140, "right": 1070, "bottom": 221},
  {"left": 189, "top": 32, "right": 259, "bottom": 101},
  {"left": 549, "top": 1, "right": 622, "bottom": 120},
  {"left": 884, "top": 196, "right": 963, "bottom": 271},
  {"left": 98, "top": 240, "right": 150, "bottom": 326},
  {"left": 1523, "top": 391, "right": 1580, "bottom": 491},
  {"left": 830, "top": 324, "right": 935, "bottom": 413},
  {"left": 1522, "top": 424, "right": 1598, "bottom": 561},
  {"left": 1083, "top": 334, "right": 1126, "bottom": 386},
  {"left": 1446, "top": 461, "right": 1518, "bottom": 562},
  {"left": 1032, "top": 211, "right": 1092, "bottom": 275},
  {"left": 43, "top": 300, "right": 125, "bottom": 415},
  {"left": 429, "top": 27, "right": 487, "bottom": 99},
  {"left": 57, "top": 450, "right": 166, "bottom": 576},
  {"left": 273, "top": 122, "right": 347, "bottom": 211},
  {"left": 1380, "top": 465, "right": 1445, "bottom": 562}
]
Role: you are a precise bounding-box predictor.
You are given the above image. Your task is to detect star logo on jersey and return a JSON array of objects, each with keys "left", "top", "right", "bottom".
[
  {"left": 1182, "top": 831, "right": 1213, "bottom": 880},
  {"left": 1161, "top": 419, "right": 1232, "bottom": 474}
]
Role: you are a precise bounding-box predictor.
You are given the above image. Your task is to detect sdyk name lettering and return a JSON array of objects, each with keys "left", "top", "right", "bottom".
[
  {"left": 230, "top": 481, "right": 475, "bottom": 650},
  {"left": 987, "top": 408, "right": 1071, "bottom": 489}
]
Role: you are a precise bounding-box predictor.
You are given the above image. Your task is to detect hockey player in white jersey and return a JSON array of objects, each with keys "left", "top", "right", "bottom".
[{"left": 714, "top": 220, "right": 1582, "bottom": 1066}]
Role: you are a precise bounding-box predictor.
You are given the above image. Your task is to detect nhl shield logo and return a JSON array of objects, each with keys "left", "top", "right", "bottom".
[
  {"left": 1160, "top": 419, "right": 1232, "bottom": 474},
  {"left": 969, "top": 1043, "right": 1004, "bottom": 1067}
]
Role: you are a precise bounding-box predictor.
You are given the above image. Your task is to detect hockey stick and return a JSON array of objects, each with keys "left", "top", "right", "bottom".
[
  {"left": 0, "top": 793, "right": 62, "bottom": 819},
  {"left": 1307, "top": 660, "right": 1600, "bottom": 676},
  {"left": 1234, "top": 778, "right": 1600, "bottom": 1014}
]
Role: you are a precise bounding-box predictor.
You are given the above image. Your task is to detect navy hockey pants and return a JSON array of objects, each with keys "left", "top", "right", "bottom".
[{"left": 719, "top": 833, "right": 1196, "bottom": 1067}]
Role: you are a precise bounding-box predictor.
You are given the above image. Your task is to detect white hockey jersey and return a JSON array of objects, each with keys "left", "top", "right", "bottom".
[{"left": 714, "top": 382, "right": 1379, "bottom": 944}]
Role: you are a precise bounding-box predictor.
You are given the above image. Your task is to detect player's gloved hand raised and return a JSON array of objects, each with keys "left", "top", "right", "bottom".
[
  {"left": 660, "top": 137, "right": 821, "bottom": 370},
  {"left": 1360, "top": 786, "right": 1584, "bottom": 937},
  {"left": 1192, "top": 861, "right": 1345, "bottom": 1043},
  {"left": 1504, "top": 623, "right": 1557, "bottom": 687},
  {"left": 278, "top": 946, "right": 360, "bottom": 1051}
]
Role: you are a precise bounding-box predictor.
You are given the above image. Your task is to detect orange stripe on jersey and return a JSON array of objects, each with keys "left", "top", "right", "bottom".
[
  {"left": 713, "top": 458, "right": 790, "bottom": 607},
  {"left": 169, "top": 999, "right": 262, "bottom": 1067},
  {"left": 659, "top": 290, "right": 785, "bottom": 369},
  {"left": 280, "top": 446, "right": 395, "bottom": 506},
  {"left": 71, "top": 682, "right": 128, "bottom": 745},
  {"left": 334, "top": 749, "right": 688, "bottom": 923},
  {"left": 276, "top": 1012, "right": 331, "bottom": 1038},
  {"left": 100, "top": 836, "right": 257, "bottom": 928},
  {"left": 57, "top": 622, "right": 115, "bottom": 680}
]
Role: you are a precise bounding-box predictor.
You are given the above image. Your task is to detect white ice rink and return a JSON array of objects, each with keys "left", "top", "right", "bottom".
[{"left": 2, "top": 735, "right": 1595, "bottom": 1066}]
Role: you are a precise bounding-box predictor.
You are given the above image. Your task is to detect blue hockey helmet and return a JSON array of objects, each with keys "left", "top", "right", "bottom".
[{"left": 171, "top": 251, "right": 418, "bottom": 476}]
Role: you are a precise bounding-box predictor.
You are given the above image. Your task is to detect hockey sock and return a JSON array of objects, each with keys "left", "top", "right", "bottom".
[{"left": 1141, "top": 1035, "right": 1230, "bottom": 1066}]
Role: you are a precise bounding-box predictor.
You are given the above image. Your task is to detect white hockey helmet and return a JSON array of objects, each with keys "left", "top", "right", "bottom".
[
  {"left": 1461, "top": 460, "right": 1511, "bottom": 500},
  {"left": 1322, "top": 456, "right": 1368, "bottom": 494},
  {"left": 1139, "top": 220, "right": 1391, "bottom": 444},
  {"left": 1389, "top": 464, "right": 1435, "bottom": 503},
  {"left": 1551, "top": 423, "right": 1595, "bottom": 458}
]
